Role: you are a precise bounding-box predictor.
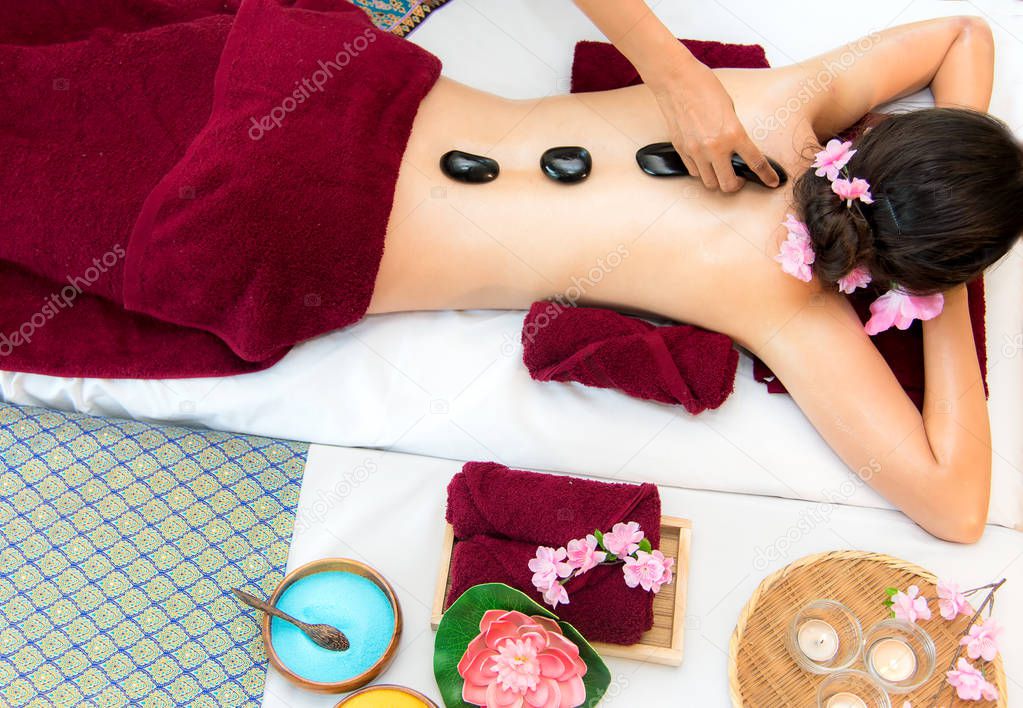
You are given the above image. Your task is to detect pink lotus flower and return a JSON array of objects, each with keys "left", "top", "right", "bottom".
[
  {"left": 458, "top": 610, "right": 588, "bottom": 708},
  {"left": 565, "top": 535, "right": 606, "bottom": 574},
  {"left": 542, "top": 583, "right": 570, "bottom": 610},
  {"left": 864, "top": 289, "right": 944, "bottom": 335},
  {"left": 602, "top": 521, "right": 644, "bottom": 557},
  {"left": 961, "top": 618, "right": 1003, "bottom": 662},
  {"left": 775, "top": 214, "right": 815, "bottom": 283},
  {"left": 937, "top": 579, "right": 972, "bottom": 621},
  {"left": 891, "top": 585, "right": 931, "bottom": 623},
  {"left": 812, "top": 139, "right": 856, "bottom": 181},
  {"left": 837, "top": 265, "right": 872, "bottom": 294},
  {"left": 528, "top": 546, "right": 573, "bottom": 593},
  {"left": 622, "top": 550, "right": 674, "bottom": 593},
  {"left": 831, "top": 177, "right": 874, "bottom": 206},
  {"left": 946, "top": 657, "right": 999, "bottom": 701}
]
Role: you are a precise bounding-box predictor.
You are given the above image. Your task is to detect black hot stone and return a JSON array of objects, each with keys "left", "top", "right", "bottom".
[
  {"left": 635, "top": 142, "right": 788, "bottom": 187},
  {"left": 540, "top": 146, "right": 592, "bottom": 183},
  {"left": 440, "top": 150, "right": 499, "bottom": 183}
]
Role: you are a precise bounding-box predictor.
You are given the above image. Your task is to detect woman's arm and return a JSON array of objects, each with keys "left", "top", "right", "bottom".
[
  {"left": 807, "top": 16, "right": 994, "bottom": 136},
  {"left": 571, "top": 0, "right": 779, "bottom": 191},
  {"left": 755, "top": 287, "right": 990, "bottom": 543}
]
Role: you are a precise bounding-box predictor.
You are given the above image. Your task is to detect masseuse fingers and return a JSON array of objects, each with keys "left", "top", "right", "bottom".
[
  {"left": 735, "top": 137, "right": 780, "bottom": 188},
  {"left": 712, "top": 155, "right": 743, "bottom": 193},
  {"left": 687, "top": 146, "right": 719, "bottom": 191}
]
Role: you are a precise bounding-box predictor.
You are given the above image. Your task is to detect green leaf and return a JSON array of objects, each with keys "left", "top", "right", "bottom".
[
  {"left": 639, "top": 538, "right": 652, "bottom": 554},
  {"left": 884, "top": 587, "right": 899, "bottom": 597},
  {"left": 434, "top": 583, "right": 612, "bottom": 708},
  {"left": 882, "top": 599, "right": 893, "bottom": 608},
  {"left": 593, "top": 529, "right": 605, "bottom": 548}
]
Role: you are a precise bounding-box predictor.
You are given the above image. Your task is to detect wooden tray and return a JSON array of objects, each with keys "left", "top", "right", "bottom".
[
  {"left": 431, "top": 516, "right": 691, "bottom": 666},
  {"left": 728, "top": 550, "right": 1007, "bottom": 707}
]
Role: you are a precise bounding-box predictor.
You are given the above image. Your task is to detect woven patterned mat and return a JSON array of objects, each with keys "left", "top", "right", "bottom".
[
  {"left": 728, "top": 551, "right": 1006, "bottom": 707},
  {"left": 0, "top": 403, "right": 308, "bottom": 708},
  {"left": 353, "top": 0, "right": 451, "bottom": 37}
]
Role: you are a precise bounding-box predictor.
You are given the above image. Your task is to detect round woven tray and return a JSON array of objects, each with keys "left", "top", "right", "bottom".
[{"left": 728, "top": 551, "right": 1006, "bottom": 707}]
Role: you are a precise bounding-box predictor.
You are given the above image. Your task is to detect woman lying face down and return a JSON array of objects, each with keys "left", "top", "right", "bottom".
[{"left": 370, "top": 16, "right": 1021, "bottom": 542}]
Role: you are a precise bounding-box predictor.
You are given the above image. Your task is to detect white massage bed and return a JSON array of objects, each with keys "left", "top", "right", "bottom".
[{"left": 2, "top": 1, "right": 1021, "bottom": 533}]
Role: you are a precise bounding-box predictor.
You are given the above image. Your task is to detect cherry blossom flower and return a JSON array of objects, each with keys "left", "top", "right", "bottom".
[
  {"left": 812, "top": 139, "right": 857, "bottom": 181},
  {"left": 864, "top": 289, "right": 944, "bottom": 335},
  {"left": 775, "top": 214, "right": 815, "bottom": 282},
  {"left": 543, "top": 582, "right": 570, "bottom": 610},
  {"left": 891, "top": 585, "right": 932, "bottom": 623},
  {"left": 528, "top": 546, "right": 572, "bottom": 593},
  {"left": 457, "top": 610, "right": 588, "bottom": 708},
  {"left": 960, "top": 618, "right": 1003, "bottom": 662},
  {"left": 831, "top": 177, "right": 875, "bottom": 206},
  {"left": 946, "top": 657, "right": 999, "bottom": 701},
  {"left": 622, "top": 550, "right": 674, "bottom": 593},
  {"left": 602, "top": 522, "right": 644, "bottom": 557},
  {"left": 837, "top": 265, "right": 872, "bottom": 294},
  {"left": 937, "top": 579, "right": 972, "bottom": 621},
  {"left": 565, "top": 535, "right": 606, "bottom": 574}
]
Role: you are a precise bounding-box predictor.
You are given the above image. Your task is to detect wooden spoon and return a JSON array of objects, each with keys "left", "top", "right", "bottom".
[{"left": 233, "top": 588, "right": 350, "bottom": 652}]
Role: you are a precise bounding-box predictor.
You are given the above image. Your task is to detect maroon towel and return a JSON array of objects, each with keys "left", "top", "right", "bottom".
[
  {"left": 445, "top": 461, "right": 661, "bottom": 645},
  {"left": 0, "top": 0, "right": 439, "bottom": 376},
  {"left": 527, "top": 38, "right": 987, "bottom": 411},
  {"left": 522, "top": 303, "right": 738, "bottom": 413}
]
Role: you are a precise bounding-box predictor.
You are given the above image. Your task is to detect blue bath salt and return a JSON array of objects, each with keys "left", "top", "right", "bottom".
[{"left": 270, "top": 571, "right": 396, "bottom": 684}]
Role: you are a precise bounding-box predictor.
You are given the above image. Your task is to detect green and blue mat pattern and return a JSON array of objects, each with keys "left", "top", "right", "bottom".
[{"left": 0, "top": 402, "right": 309, "bottom": 707}]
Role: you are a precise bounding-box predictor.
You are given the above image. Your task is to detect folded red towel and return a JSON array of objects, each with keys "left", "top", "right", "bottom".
[
  {"left": 535, "top": 38, "right": 988, "bottom": 411},
  {"left": 0, "top": 0, "right": 439, "bottom": 376},
  {"left": 445, "top": 461, "right": 662, "bottom": 645},
  {"left": 522, "top": 303, "right": 738, "bottom": 413}
]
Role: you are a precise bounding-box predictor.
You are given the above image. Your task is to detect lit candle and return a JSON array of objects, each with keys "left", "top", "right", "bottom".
[
  {"left": 342, "top": 687, "right": 432, "bottom": 707},
  {"left": 825, "top": 692, "right": 868, "bottom": 708},
  {"left": 869, "top": 638, "right": 917, "bottom": 683},
  {"left": 270, "top": 571, "right": 396, "bottom": 684},
  {"left": 797, "top": 619, "right": 839, "bottom": 662}
]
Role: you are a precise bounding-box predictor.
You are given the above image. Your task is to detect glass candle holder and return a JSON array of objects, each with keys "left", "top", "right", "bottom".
[
  {"left": 817, "top": 670, "right": 892, "bottom": 708},
  {"left": 785, "top": 600, "right": 863, "bottom": 674},
  {"left": 863, "top": 619, "right": 936, "bottom": 693}
]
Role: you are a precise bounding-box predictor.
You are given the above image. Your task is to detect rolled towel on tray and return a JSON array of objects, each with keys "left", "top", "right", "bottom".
[{"left": 445, "top": 461, "right": 662, "bottom": 645}]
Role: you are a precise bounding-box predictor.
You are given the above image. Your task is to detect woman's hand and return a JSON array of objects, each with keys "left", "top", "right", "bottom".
[{"left": 647, "top": 53, "right": 779, "bottom": 192}]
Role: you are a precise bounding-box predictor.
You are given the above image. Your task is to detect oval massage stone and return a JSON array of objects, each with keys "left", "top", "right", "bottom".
[
  {"left": 440, "top": 150, "right": 499, "bottom": 183},
  {"left": 636, "top": 142, "right": 788, "bottom": 187},
  {"left": 540, "top": 146, "right": 592, "bottom": 184}
]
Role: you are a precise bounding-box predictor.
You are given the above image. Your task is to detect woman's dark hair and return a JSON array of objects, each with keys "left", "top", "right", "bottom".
[{"left": 794, "top": 108, "right": 1023, "bottom": 294}]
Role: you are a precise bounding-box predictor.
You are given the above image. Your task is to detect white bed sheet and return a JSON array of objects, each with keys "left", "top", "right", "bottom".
[
  {"left": 3, "top": 0, "right": 1022, "bottom": 528},
  {"left": 261, "top": 445, "right": 1023, "bottom": 707}
]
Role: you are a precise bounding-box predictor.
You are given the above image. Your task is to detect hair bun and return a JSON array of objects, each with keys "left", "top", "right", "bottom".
[{"left": 794, "top": 169, "right": 874, "bottom": 286}]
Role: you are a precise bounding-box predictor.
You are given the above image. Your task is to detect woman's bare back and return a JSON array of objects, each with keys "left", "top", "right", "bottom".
[{"left": 372, "top": 70, "right": 824, "bottom": 349}]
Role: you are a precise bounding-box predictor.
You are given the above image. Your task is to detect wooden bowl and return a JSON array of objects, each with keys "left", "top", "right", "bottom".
[
  {"left": 335, "top": 684, "right": 439, "bottom": 706},
  {"left": 261, "top": 558, "right": 403, "bottom": 694}
]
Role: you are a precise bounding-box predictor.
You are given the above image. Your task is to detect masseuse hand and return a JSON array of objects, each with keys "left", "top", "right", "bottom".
[
  {"left": 647, "top": 51, "right": 779, "bottom": 192},
  {"left": 571, "top": 0, "right": 779, "bottom": 193}
]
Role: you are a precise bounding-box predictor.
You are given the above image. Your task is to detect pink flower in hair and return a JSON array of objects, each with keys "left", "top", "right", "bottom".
[
  {"left": 864, "top": 289, "right": 944, "bottom": 335},
  {"left": 812, "top": 139, "right": 856, "bottom": 181},
  {"left": 837, "top": 265, "right": 872, "bottom": 294},
  {"left": 831, "top": 177, "right": 874, "bottom": 207},
  {"left": 775, "top": 214, "right": 815, "bottom": 282}
]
